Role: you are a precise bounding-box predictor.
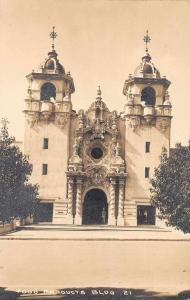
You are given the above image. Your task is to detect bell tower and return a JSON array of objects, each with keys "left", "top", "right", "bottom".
[
  {"left": 24, "top": 27, "right": 75, "bottom": 224},
  {"left": 123, "top": 31, "right": 172, "bottom": 226}
]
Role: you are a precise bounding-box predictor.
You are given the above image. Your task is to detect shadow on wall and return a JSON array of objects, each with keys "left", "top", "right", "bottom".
[{"left": 0, "top": 287, "right": 190, "bottom": 300}]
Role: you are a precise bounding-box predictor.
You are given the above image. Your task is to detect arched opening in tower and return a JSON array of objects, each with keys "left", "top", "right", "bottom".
[
  {"left": 40, "top": 82, "right": 56, "bottom": 101},
  {"left": 141, "top": 87, "right": 156, "bottom": 106}
]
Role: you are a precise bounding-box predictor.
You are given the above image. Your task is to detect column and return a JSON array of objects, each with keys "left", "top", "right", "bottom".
[
  {"left": 74, "top": 178, "right": 82, "bottom": 225},
  {"left": 117, "top": 178, "right": 125, "bottom": 226},
  {"left": 108, "top": 178, "right": 116, "bottom": 225},
  {"left": 67, "top": 177, "right": 74, "bottom": 224}
]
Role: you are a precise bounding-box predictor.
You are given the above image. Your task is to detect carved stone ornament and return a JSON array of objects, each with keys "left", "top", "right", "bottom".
[
  {"left": 78, "top": 109, "right": 85, "bottom": 130},
  {"left": 158, "top": 118, "right": 170, "bottom": 132},
  {"left": 110, "top": 163, "right": 125, "bottom": 174},
  {"left": 111, "top": 111, "right": 118, "bottom": 131},
  {"left": 68, "top": 161, "right": 83, "bottom": 173},
  {"left": 68, "top": 136, "right": 83, "bottom": 173},
  {"left": 90, "top": 119, "right": 106, "bottom": 140},
  {"left": 86, "top": 166, "right": 108, "bottom": 185},
  {"left": 156, "top": 106, "right": 164, "bottom": 116},
  {"left": 41, "top": 111, "right": 52, "bottom": 123},
  {"left": 144, "top": 115, "right": 155, "bottom": 125},
  {"left": 55, "top": 113, "right": 69, "bottom": 129},
  {"left": 71, "top": 136, "right": 83, "bottom": 159},
  {"left": 26, "top": 112, "right": 40, "bottom": 128},
  {"left": 110, "top": 142, "right": 125, "bottom": 173},
  {"left": 126, "top": 116, "right": 141, "bottom": 131}
]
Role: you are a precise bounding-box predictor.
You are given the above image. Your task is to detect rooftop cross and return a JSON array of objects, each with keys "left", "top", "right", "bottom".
[
  {"left": 50, "top": 26, "right": 58, "bottom": 50},
  {"left": 143, "top": 30, "right": 151, "bottom": 53}
]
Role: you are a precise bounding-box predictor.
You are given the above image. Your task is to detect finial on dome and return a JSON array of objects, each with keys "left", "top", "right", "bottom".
[
  {"left": 96, "top": 85, "right": 102, "bottom": 101},
  {"left": 50, "top": 26, "right": 58, "bottom": 50},
  {"left": 143, "top": 30, "right": 151, "bottom": 53},
  {"left": 97, "top": 85, "right": 101, "bottom": 95},
  {"left": 142, "top": 30, "right": 152, "bottom": 62}
]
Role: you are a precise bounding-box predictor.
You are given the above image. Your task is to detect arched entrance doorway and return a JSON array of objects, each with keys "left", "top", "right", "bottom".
[{"left": 82, "top": 189, "right": 108, "bottom": 225}]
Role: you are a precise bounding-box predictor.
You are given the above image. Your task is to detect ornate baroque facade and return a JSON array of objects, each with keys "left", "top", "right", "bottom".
[{"left": 24, "top": 31, "right": 172, "bottom": 226}]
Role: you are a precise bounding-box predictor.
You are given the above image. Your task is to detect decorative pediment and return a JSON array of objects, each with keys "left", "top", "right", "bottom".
[
  {"left": 87, "top": 99, "right": 109, "bottom": 114},
  {"left": 77, "top": 110, "right": 119, "bottom": 140}
]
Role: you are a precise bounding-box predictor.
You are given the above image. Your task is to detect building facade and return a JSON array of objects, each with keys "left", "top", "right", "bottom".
[{"left": 24, "top": 31, "right": 172, "bottom": 226}]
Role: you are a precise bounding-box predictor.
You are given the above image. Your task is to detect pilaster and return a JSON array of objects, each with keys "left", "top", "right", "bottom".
[
  {"left": 74, "top": 178, "right": 83, "bottom": 225},
  {"left": 108, "top": 178, "right": 116, "bottom": 225},
  {"left": 66, "top": 177, "right": 74, "bottom": 224},
  {"left": 117, "top": 178, "right": 125, "bottom": 226}
]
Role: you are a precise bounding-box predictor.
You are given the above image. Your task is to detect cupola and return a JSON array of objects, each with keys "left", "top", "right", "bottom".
[
  {"left": 123, "top": 30, "right": 170, "bottom": 105},
  {"left": 134, "top": 51, "right": 160, "bottom": 79},
  {"left": 40, "top": 49, "right": 65, "bottom": 74},
  {"left": 123, "top": 31, "right": 172, "bottom": 130},
  {"left": 25, "top": 27, "right": 75, "bottom": 103}
]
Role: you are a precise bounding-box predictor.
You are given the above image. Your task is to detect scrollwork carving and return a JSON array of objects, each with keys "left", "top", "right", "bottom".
[
  {"left": 26, "top": 112, "right": 40, "bottom": 128},
  {"left": 158, "top": 118, "right": 170, "bottom": 132},
  {"left": 90, "top": 119, "right": 106, "bottom": 140},
  {"left": 110, "top": 110, "right": 118, "bottom": 131},
  {"left": 85, "top": 166, "right": 108, "bottom": 185},
  {"left": 55, "top": 113, "right": 69, "bottom": 129},
  {"left": 126, "top": 116, "right": 141, "bottom": 131}
]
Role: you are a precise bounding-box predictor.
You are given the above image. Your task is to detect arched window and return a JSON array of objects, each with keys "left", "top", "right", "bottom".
[
  {"left": 40, "top": 83, "right": 56, "bottom": 101},
  {"left": 141, "top": 87, "right": 156, "bottom": 106}
]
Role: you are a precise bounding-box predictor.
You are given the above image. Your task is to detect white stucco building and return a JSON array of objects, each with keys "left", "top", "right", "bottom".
[{"left": 24, "top": 30, "right": 172, "bottom": 226}]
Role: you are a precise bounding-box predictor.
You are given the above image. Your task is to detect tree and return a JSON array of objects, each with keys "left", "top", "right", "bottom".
[
  {"left": 150, "top": 144, "right": 190, "bottom": 233},
  {"left": 0, "top": 118, "right": 39, "bottom": 222}
]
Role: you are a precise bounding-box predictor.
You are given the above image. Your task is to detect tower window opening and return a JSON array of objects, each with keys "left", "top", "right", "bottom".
[
  {"left": 145, "top": 167, "right": 150, "bottom": 178},
  {"left": 141, "top": 87, "right": 156, "bottom": 106},
  {"left": 145, "top": 142, "right": 150, "bottom": 153},
  {"left": 43, "top": 138, "right": 49, "bottom": 149},
  {"left": 42, "top": 164, "right": 48, "bottom": 175},
  {"left": 143, "top": 64, "right": 153, "bottom": 74},
  {"left": 40, "top": 83, "right": 56, "bottom": 101}
]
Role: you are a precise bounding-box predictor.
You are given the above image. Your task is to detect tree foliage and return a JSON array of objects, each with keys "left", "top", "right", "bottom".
[
  {"left": 0, "top": 119, "right": 39, "bottom": 222},
  {"left": 150, "top": 144, "right": 190, "bottom": 233}
]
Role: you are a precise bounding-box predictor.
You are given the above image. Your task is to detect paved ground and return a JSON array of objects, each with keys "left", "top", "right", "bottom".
[
  {"left": 0, "top": 226, "right": 190, "bottom": 296},
  {"left": 1, "top": 224, "right": 190, "bottom": 241}
]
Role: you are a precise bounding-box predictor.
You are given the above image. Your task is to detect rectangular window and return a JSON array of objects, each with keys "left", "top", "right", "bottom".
[
  {"left": 42, "top": 164, "right": 48, "bottom": 175},
  {"left": 145, "top": 142, "right": 150, "bottom": 153},
  {"left": 43, "top": 138, "right": 49, "bottom": 149},
  {"left": 145, "top": 167, "right": 150, "bottom": 178}
]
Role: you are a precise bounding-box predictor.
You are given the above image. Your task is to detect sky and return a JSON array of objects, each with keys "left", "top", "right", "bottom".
[{"left": 0, "top": 0, "right": 190, "bottom": 146}]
